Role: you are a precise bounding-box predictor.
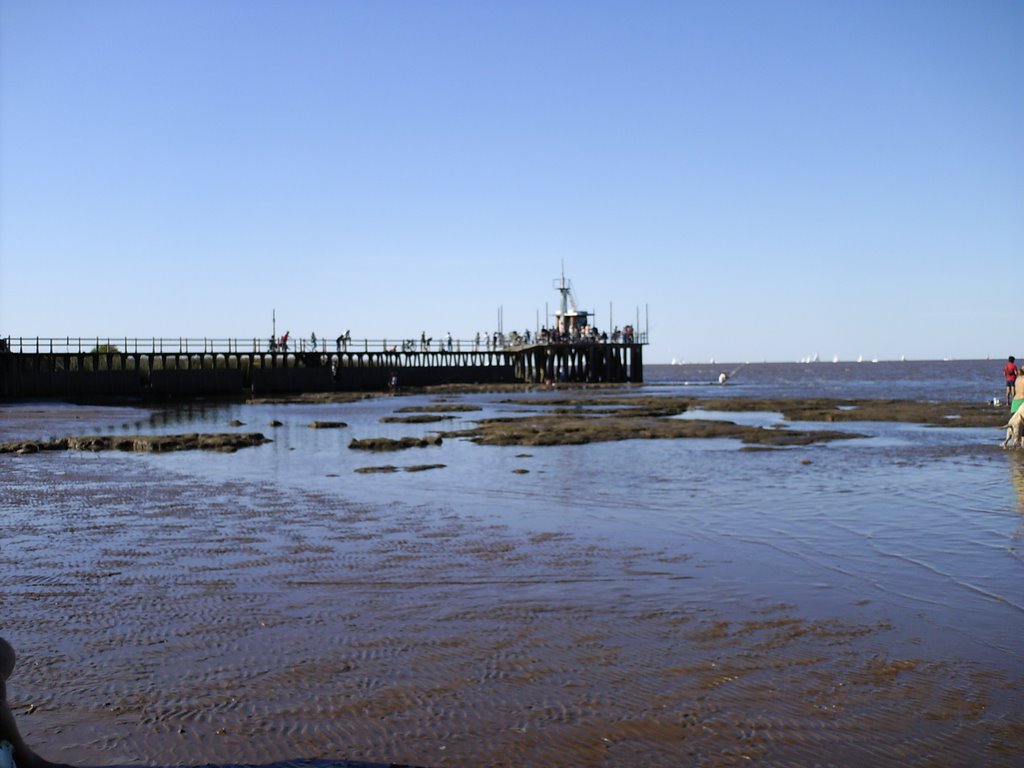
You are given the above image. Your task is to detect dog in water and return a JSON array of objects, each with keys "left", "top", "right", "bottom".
[
  {"left": 1002, "top": 407, "right": 1024, "bottom": 449},
  {"left": 1, "top": 637, "right": 74, "bottom": 768}
]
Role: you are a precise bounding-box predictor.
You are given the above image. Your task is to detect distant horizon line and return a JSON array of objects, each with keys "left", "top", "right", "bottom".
[{"left": 654, "top": 356, "right": 1000, "bottom": 366}]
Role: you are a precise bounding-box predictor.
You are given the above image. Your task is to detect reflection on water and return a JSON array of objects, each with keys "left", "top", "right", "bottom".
[
  {"left": 675, "top": 408, "right": 786, "bottom": 428},
  {"left": 1010, "top": 453, "right": 1024, "bottom": 546}
]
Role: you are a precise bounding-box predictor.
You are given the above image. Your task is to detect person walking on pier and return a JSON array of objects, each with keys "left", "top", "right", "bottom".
[{"left": 310, "top": 332, "right": 317, "bottom": 351}]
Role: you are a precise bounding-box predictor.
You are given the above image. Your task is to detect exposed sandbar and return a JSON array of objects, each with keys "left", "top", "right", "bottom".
[
  {"left": 379, "top": 414, "right": 456, "bottom": 424},
  {"left": 441, "top": 394, "right": 1010, "bottom": 448},
  {"left": 445, "top": 411, "right": 860, "bottom": 446},
  {"left": 695, "top": 397, "right": 1006, "bottom": 427},
  {"left": 500, "top": 394, "right": 1006, "bottom": 427},
  {"left": 348, "top": 435, "right": 444, "bottom": 451},
  {"left": 354, "top": 463, "right": 446, "bottom": 473},
  {"left": 0, "top": 433, "right": 271, "bottom": 454},
  {"left": 394, "top": 404, "right": 483, "bottom": 413}
]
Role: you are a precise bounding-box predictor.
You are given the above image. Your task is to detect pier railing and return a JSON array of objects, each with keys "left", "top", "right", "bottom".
[{"left": 0, "top": 333, "right": 647, "bottom": 356}]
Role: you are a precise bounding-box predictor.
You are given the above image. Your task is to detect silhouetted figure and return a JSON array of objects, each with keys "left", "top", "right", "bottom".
[{"left": 1, "top": 636, "right": 74, "bottom": 768}]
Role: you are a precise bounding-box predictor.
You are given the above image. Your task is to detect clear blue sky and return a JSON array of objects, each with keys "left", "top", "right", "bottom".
[{"left": 1, "top": 0, "right": 1021, "bottom": 363}]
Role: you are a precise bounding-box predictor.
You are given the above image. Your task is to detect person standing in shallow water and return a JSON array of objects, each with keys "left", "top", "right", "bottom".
[
  {"left": 1, "top": 637, "right": 74, "bottom": 768},
  {"left": 1004, "top": 356, "right": 1019, "bottom": 407},
  {"left": 1013, "top": 369, "right": 1024, "bottom": 415}
]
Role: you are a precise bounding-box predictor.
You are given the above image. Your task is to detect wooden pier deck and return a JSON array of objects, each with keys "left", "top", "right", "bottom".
[{"left": 0, "top": 336, "right": 645, "bottom": 400}]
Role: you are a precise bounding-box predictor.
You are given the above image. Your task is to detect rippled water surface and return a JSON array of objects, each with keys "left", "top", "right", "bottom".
[{"left": 1, "top": 359, "right": 1022, "bottom": 767}]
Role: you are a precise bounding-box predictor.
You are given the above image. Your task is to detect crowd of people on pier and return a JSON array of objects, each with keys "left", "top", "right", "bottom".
[
  {"left": 535, "top": 324, "right": 636, "bottom": 345},
  {"left": 264, "top": 324, "right": 638, "bottom": 355},
  {"left": 267, "top": 330, "right": 352, "bottom": 353},
  {"left": 392, "top": 325, "right": 637, "bottom": 353}
]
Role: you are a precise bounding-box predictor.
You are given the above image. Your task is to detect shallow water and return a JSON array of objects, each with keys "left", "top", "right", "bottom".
[
  {"left": 646, "top": 358, "right": 1002, "bottom": 402},
  {"left": 1, "top": 360, "right": 1022, "bottom": 767}
]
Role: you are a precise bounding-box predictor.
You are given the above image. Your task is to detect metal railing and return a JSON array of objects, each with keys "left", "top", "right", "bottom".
[{"left": 0, "top": 332, "right": 648, "bottom": 356}]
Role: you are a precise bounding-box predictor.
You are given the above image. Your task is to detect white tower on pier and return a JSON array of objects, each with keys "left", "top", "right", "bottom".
[{"left": 553, "top": 264, "right": 589, "bottom": 334}]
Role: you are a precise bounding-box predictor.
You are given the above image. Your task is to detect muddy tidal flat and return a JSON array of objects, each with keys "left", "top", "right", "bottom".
[{"left": 1, "top": 384, "right": 1023, "bottom": 767}]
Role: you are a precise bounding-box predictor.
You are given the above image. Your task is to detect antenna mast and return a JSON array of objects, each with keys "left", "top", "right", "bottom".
[{"left": 554, "top": 260, "right": 578, "bottom": 318}]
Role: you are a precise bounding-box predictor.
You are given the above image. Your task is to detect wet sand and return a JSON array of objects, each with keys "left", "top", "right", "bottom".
[
  {"left": 1, "top": 395, "right": 1022, "bottom": 767},
  {"left": 2, "top": 453, "right": 1022, "bottom": 767}
]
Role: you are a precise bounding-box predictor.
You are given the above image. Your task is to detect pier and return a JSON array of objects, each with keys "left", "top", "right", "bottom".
[
  {"left": 0, "top": 335, "right": 645, "bottom": 400},
  {"left": 1, "top": 272, "right": 647, "bottom": 401}
]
